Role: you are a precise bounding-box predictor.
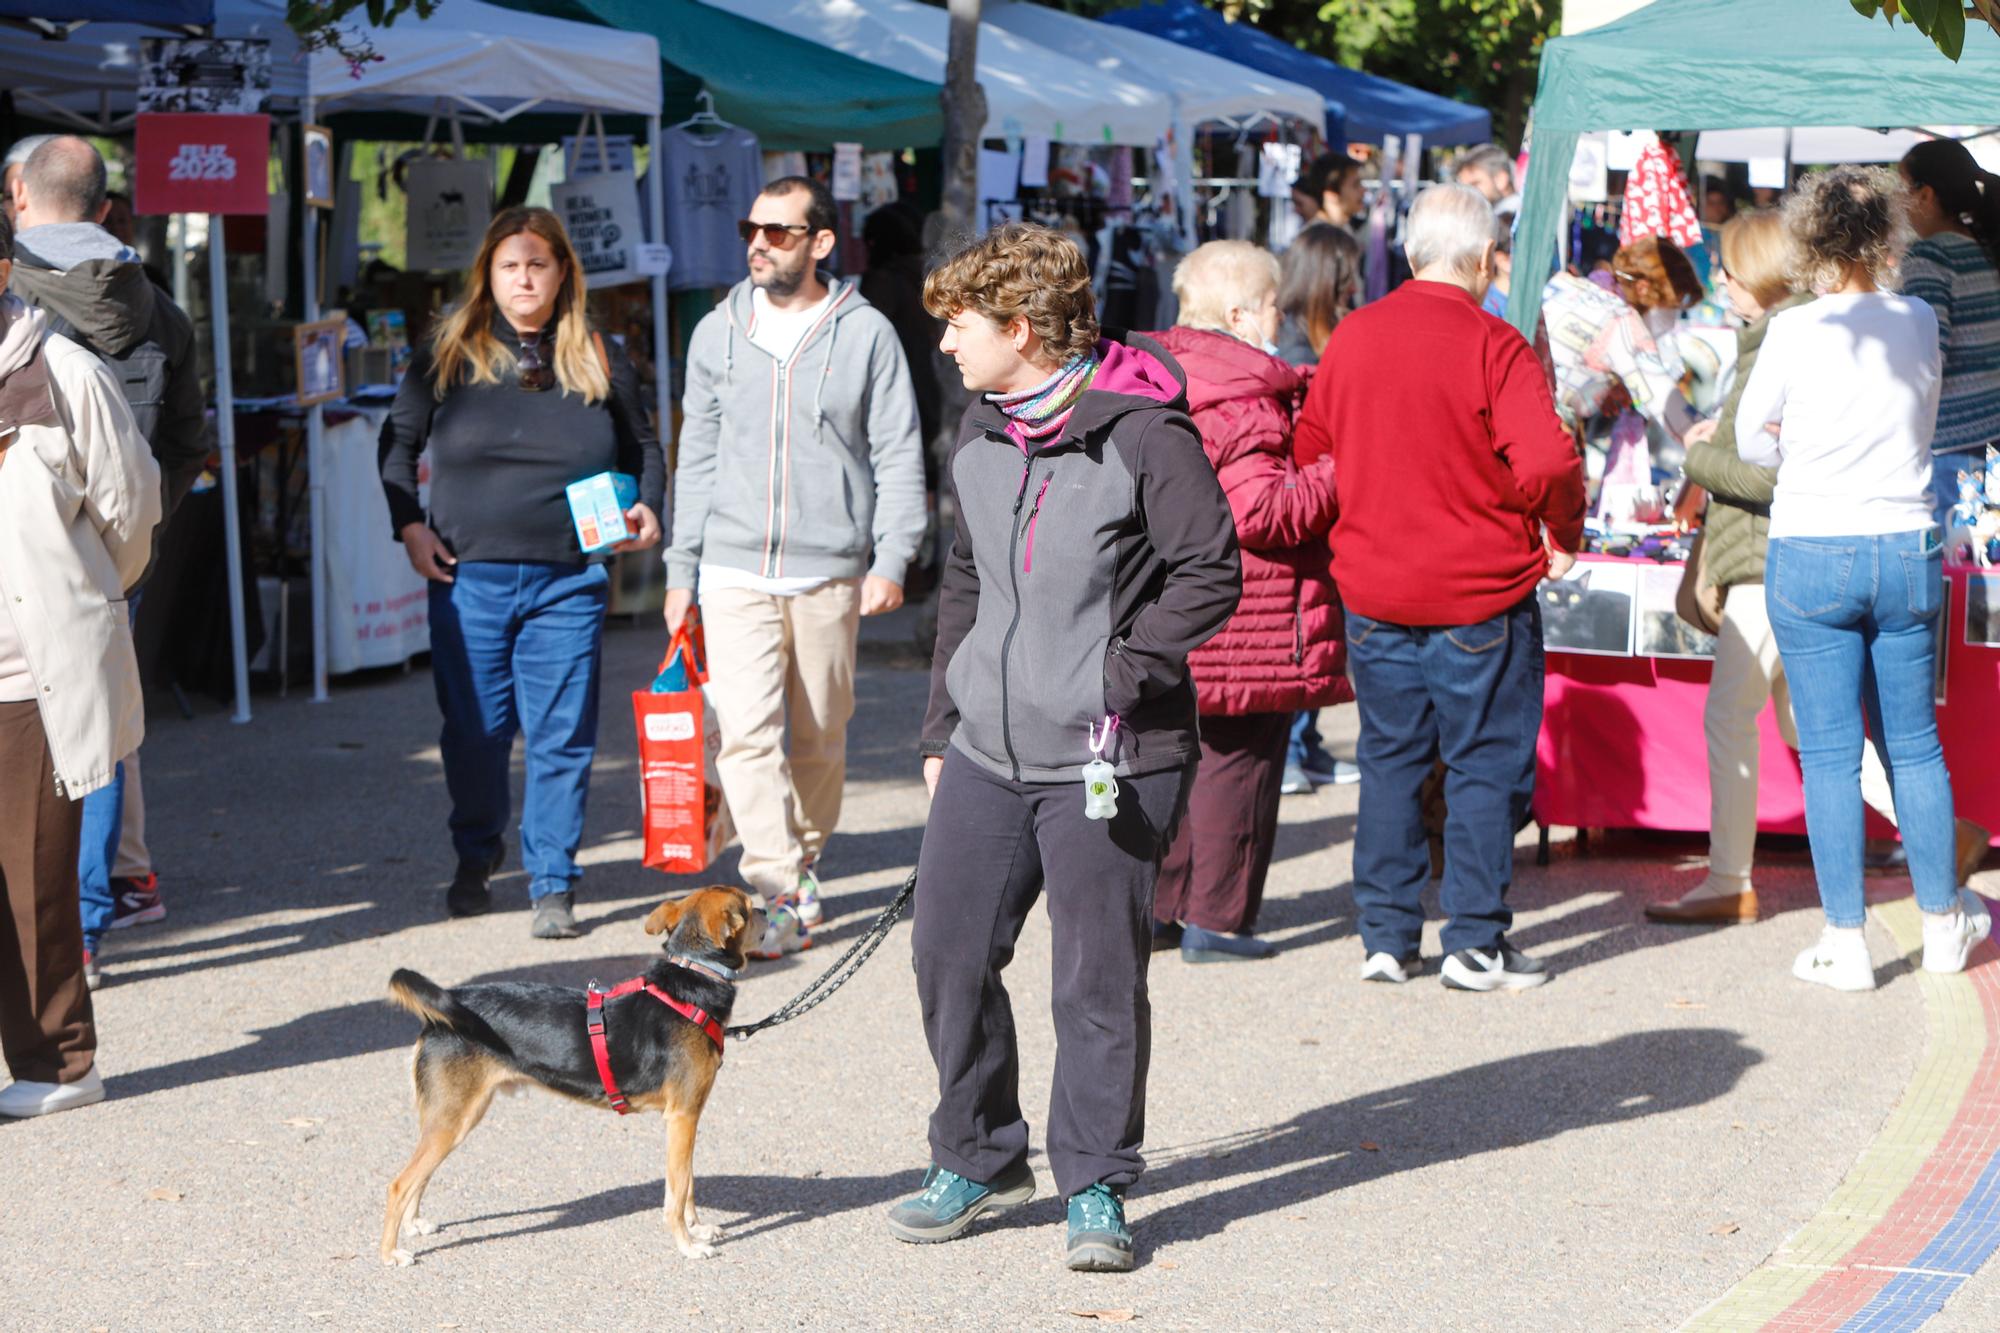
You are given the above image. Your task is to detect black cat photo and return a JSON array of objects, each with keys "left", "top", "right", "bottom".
[{"left": 1539, "top": 566, "right": 1636, "bottom": 656}]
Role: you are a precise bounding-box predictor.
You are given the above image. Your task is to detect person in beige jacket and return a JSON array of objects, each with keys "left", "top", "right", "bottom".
[{"left": 0, "top": 208, "right": 160, "bottom": 1118}]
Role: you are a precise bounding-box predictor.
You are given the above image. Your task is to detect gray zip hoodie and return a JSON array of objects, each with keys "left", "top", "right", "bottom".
[{"left": 667, "top": 274, "right": 926, "bottom": 590}]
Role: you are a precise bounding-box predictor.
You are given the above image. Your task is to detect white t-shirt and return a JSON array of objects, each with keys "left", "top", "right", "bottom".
[
  {"left": 747, "top": 287, "right": 835, "bottom": 364},
  {"left": 1735, "top": 292, "right": 1942, "bottom": 538},
  {"left": 698, "top": 563, "right": 829, "bottom": 598}
]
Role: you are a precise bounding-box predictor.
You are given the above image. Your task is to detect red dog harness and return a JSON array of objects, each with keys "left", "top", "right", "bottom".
[{"left": 586, "top": 976, "right": 726, "bottom": 1115}]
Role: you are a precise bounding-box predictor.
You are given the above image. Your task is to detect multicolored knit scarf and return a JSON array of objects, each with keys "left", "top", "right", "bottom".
[{"left": 989, "top": 352, "right": 1098, "bottom": 449}]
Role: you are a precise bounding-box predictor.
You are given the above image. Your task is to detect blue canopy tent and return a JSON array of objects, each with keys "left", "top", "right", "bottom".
[
  {"left": 0, "top": 0, "right": 212, "bottom": 25},
  {"left": 1101, "top": 0, "right": 1490, "bottom": 149}
]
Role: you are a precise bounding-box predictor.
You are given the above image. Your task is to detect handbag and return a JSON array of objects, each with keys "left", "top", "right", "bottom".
[{"left": 1674, "top": 528, "right": 1726, "bottom": 637}]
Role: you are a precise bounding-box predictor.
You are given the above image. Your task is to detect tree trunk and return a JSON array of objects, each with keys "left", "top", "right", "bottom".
[{"left": 939, "top": 0, "right": 987, "bottom": 246}]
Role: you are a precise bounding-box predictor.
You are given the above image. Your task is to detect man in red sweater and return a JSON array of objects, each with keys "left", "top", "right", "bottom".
[{"left": 1294, "top": 182, "right": 1585, "bottom": 992}]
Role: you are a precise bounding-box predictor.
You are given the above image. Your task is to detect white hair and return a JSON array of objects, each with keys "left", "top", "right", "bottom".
[
  {"left": 1404, "top": 182, "right": 1496, "bottom": 277},
  {"left": 4, "top": 134, "right": 55, "bottom": 171}
]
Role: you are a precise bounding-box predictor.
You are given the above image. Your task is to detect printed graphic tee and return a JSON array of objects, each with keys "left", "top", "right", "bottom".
[{"left": 663, "top": 125, "right": 764, "bottom": 291}]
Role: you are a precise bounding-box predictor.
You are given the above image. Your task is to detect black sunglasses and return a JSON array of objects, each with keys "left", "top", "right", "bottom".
[
  {"left": 738, "top": 219, "right": 815, "bottom": 247},
  {"left": 516, "top": 331, "right": 554, "bottom": 392}
]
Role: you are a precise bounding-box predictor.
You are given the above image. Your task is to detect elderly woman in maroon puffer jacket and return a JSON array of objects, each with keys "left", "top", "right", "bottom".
[{"left": 1149, "top": 241, "right": 1344, "bottom": 963}]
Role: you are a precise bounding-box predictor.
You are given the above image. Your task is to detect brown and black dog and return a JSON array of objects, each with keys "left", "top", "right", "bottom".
[{"left": 379, "top": 886, "right": 756, "bottom": 1266}]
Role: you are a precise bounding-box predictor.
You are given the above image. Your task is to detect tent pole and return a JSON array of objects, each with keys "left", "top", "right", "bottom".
[
  {"left": 210, "top": 216, "right": 253, "bottom": 725},
  {"left": 647, "top": 112, "right": 671, "bottom": 515},
  {"left": 303, "top": 98, "right": 330, "bottom": 703}
]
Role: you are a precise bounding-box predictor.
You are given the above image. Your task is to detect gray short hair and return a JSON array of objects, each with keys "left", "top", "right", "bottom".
[
  {"left": 23, "top": 136, "right": 108, "bottom": 223},
  {"left": 1404, "top": 183, "right": 1495, "bottom": 277},
  {"left": 3, "top": 134, "right": 54, "bottom": 172}
]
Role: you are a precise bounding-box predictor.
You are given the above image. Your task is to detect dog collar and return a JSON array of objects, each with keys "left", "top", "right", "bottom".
[{"left": 667, "top": 953, "right": 739, "bottom": 983}]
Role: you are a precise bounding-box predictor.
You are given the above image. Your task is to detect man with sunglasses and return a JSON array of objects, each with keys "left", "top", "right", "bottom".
[{"left": 666, "top": 175, "right": 925, "bottom": 957}]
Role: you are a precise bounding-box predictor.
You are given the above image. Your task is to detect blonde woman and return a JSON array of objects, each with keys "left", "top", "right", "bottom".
[
  {"left": 379, "top": 206, "right": 663, "bottom": 938},
  {"left": 1651, "top": 212, "right": 1987, "bottom": 926},
  {"left": 1736, "top": 168, "right": 1984, "bottom": 990},
  {"left": 1148, "top": 241, "right": 1340, "bottom": 961}
]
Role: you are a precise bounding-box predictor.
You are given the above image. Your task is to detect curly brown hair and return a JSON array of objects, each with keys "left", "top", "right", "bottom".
[
  {"left": 1784, "top": 165, "right": 1901, "bottom": 293},
  {"left": 1611, "top": 236, "right": 1703, "bottom": 313},
  {"left": 922, "top": 222, "right": 1100, "bottom": 365}
]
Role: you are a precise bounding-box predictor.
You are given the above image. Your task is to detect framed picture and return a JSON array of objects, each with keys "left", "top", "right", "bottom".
[
  {"left": 302, "top": 124, "right": 334, "bottom": 209},
  {"left": 1966, "top": 572, "right": 2000, "bottom": 648},
  {"left": 1537, "top": 561, "right": 1637, "bottom": 656},
  {"left": 1634, "top": 563, "right": 1715, "bottom": 659},
  {"left": 294, "top": 314, "right": 346, "bottom": 406}
]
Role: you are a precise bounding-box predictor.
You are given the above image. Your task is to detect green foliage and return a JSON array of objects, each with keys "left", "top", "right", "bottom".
[
  {"left": 1851, "top": 0, "right": 2000, "bottom": 63},
  {"left": 284, "top": 0, "right": 441, "bottom": 74},
  {"left": 1308, "top": 0, "right": 1556, "bottom": 145}
]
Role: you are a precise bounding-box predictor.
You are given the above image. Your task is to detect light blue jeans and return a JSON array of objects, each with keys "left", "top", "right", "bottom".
[{"left": 1766, "top": 529, "right": 1959, "bottom": 927}]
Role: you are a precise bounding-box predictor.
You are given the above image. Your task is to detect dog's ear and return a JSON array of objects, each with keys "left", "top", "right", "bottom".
[{"left": 643, "top": 897, "right": 689, "bottom": 937}]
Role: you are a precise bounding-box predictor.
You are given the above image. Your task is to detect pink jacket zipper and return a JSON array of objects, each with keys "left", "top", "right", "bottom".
[{"left": 1022, "top": 475, "right": 1053, "bottom": 573}]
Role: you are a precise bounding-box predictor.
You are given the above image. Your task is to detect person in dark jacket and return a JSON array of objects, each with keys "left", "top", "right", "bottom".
[
  {"left": 885, "top": 223, "right": 1239, "bottom": 1272},
  {"left": 9, "top": 135, "right": 207, "bottom": 980},
  {"left": 1148, "top": 241, "right": 1342, "bottom": 963},
  {"left": 379, "top": 206, "right": 663, "bottom": 939}
]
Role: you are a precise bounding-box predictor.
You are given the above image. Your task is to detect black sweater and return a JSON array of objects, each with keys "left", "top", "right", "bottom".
[{"left": 377, "top": 319, "right": 665, "bottom": 565}]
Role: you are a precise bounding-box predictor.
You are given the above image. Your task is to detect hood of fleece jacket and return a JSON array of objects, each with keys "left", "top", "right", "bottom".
[
  {"left": 10, "top": 225, "right": 155, "bottom": 358},
  {"left": 718, "top": 273, "right": 875, "bottom": 361},
  {"left": 1046, "top": 333, "right": 1187, "bottom": 442}
]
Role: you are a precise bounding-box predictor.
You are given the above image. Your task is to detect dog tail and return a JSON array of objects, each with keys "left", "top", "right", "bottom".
[{"left": 387, "top": 969, "right": 471, "bottom": 1031}]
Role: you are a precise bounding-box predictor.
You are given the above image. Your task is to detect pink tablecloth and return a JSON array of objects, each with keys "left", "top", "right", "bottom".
[{"left": 1533, "top": 563, "right": 2000, "bottom": 840}]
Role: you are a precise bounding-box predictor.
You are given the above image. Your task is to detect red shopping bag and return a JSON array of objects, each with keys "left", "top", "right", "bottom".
[{"left": 634, "top": 612, "right": 732, "bottom": 874}]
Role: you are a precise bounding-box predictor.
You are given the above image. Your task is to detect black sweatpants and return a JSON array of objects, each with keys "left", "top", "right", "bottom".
[{"left": 913, "top": 745, "right": 1192, "bottom": 1200}]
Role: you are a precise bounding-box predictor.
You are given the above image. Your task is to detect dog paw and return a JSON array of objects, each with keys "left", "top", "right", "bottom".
[
  {"left": 388, "top": 1249, "right": 416, "bottom": 1268},
  {"left": 676, "top": 1240, "right": 718, "bottom": 1260},
  {"left": 689, "top": 1223, "right": 725, "bottom": 1243},
  {"left": 409, "top": 1217, "right": 438, "bottom": 1236}
]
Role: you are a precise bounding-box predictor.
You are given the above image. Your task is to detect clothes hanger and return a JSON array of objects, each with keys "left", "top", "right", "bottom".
[{"left": 673, "top": 89, "right": 732, "bottom": 139}]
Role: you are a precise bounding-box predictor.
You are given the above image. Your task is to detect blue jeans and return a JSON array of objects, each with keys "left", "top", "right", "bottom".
[
  {"left": 1287, "top": 710, "right": 1331, "bottom": 771},
  {"left": 1766, "top": 530, "right": 1958, "bottom": 927},
  {"left": 428, "top": 561, "right": 609, "bottom": 901},
  {"left": 1345, "top": 597, "right": 1544, "bottom": 957},
  {"left": 77, "top": 760, "right": 124, "bottom": 955}
]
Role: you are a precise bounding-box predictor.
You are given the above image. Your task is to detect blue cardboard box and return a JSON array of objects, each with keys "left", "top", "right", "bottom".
[{"left": 566, "top": 471, "right": 640, "bottom": 554}]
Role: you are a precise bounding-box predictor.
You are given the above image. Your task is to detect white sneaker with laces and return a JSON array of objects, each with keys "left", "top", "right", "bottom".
[
  {"left": 1359, "top": 952, "right": 1419, "bottom": 984},
  {"left": 746, "top": 901, "right": 812, "bottom": 961},
  {"left": 794, "top": 865, "right": 824, "bottom": 929},
  {"left": 1793, "top": 926, "right": 1876, "bottom": 991},
  {"left": 1923, "top": 889, "right": 1993, "bottom": 975},
  {"left": 0, "top": 1065, "right": 104, "bottom": 1118}
]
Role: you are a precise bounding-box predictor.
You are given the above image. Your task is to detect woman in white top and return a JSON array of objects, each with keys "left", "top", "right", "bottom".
[{"left": 1736, "top": 166, "right": 1986, "bottom": 992}]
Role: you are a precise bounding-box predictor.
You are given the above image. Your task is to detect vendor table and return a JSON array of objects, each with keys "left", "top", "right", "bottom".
[{"left": 1533, "top": 559, "right": 2000, "bottom": 843}]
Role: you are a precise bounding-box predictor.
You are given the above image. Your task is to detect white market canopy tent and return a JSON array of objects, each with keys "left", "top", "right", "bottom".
[
  {"left": 1693, "top": 126, "right": 2000, "bottom": 171},
  {"left": 0, "top": 0, "right": 664, "bottom": 721},
  {"left": 982, "top": 0, "right": 1323, "bottom": 135},
  {"left": 700, "top": 0, "right": 1170, "bottom": 145},
  {"left": 0, "top": 0, "right": 661, "bottom": 129}
]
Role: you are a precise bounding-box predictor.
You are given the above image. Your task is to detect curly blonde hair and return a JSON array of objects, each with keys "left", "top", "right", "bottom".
[
  {"left": 922, "top": 222, "right": 1099, "bottom": 364},
  {"left": 1611, "top": 236, "right": 1703, "bottom": 313},
  {"left": 1783, "top": 165, "right": 1903, "bottom": 293}
]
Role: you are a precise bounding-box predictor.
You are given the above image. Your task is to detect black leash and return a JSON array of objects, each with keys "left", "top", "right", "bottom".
[{"left": 725, "top": 868, "right": 916, "bottom": 1040}]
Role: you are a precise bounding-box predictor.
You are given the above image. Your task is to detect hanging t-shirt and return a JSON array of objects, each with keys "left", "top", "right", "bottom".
[{"left": 662, "top": 125, "right": 764, "bottom": 291}]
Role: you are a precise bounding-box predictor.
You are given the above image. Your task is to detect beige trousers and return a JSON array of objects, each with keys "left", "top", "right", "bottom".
[
  {"left": 701, "top": 579, "right": 861, "bottom": 902},
  {"left": 1706, "top": 583, "right": 1897, "bottom": 882}
]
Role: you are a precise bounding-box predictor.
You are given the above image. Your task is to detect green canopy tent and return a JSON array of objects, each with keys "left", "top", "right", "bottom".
[
  {"left": 494, "top": 0, "right": 943, "bottom": 150},
  {"left": 1511, "top": 0, "right": 2000, "bottom": 338}
]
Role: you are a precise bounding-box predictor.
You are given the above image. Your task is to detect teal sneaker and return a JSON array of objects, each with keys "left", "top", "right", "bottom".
[
  {"left": 884, "top": 1160, "right": 1035, "bottom": 1243},
  {"left": 1066, "top": 1183, "right": 1134, "bottom": 1271}
]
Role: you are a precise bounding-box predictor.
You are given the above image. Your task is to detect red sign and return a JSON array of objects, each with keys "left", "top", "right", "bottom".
[{"left": 135, "top": 113, "right": 269, "bottom": 216}]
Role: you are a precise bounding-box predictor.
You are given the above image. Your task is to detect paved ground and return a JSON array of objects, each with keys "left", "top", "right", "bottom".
[{"left": 8, "top": 610, "right": 2000, "bottom": 1331}]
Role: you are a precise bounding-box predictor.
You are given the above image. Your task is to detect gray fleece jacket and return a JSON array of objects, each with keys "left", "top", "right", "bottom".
[{"left": 667, "top": 275, "right": 926, "bottom": 590}]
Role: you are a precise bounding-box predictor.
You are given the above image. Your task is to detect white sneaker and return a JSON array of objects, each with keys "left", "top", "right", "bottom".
[
  {"left": 0, "top": 1065, "right": 105, "bottom": 1118},
  {"left": 1923, "top": 889, "right": 1993, "bottom": 975},
  {"left": 1359, "top": 951, "right": 1420, "bottom": 984},
  {"left": 746, "top": 901, "right": 812, "bottom": 961},
  {"left": 1793, "top": 926, "right": 1876, "bottom": 991},
  {"left": 793, "top": 865, "right": 824, "bottom": 929}
]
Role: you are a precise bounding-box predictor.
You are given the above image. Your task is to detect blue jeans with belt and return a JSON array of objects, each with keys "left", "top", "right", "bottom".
[
  {"left": 1766, "top": 529, "right": 1959, "bottom": 927},
  {"left": 1345, "top": 597, "right": 1544, "bottom": 958},
  {"left": 427, "top": 561, "right": 609, "bottom": 902}
]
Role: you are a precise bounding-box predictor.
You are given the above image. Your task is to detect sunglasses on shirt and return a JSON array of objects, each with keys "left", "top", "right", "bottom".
[
  {"left": 738, "top": 219, "right": 817, "bottom": 248},
  {"left": 516, "top": 332, "right": 554, "bottom": 393}
]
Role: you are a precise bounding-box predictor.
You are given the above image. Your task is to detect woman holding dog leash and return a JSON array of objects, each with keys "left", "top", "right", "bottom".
[
  {"left": 379, "top": 206, "right": 663, "bottom": 941},
  {"left": 892, "top": 223, "right": 1240, "bottom": 1271}
]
